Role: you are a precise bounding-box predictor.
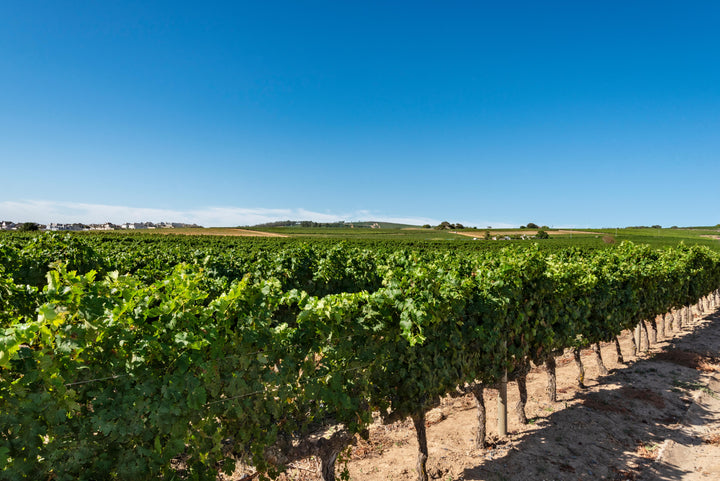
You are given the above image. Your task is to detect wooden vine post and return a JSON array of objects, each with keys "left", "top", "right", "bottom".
[
  {"left": 471, "top": 384, "right": 486, "bottom": 449},
  {"left": 592, "top": 342, "right": 609, "bottom": 375},
  {"left": 498, "top": 369, "right": 508, "bottom": 437},
  {"left": 658, "top": 313, "right": 665, "bottom": 339},
  {"left": 633, "top": 325, "right": 641, "bottom": 355},
  {"left": 573, "top": 347, "right": 585, "bottom": 388},
  {"left": 640, "top": 321, "right": 650, "bottom": 352},
  {"left": 498, "top": 339, "right": 508, "bottom": 437},
  {"left": 614, "top": 336, "right": 624, "bottom": 363},
  {"left": 545, "top": 355, "right": 557, "bottom": 402}
]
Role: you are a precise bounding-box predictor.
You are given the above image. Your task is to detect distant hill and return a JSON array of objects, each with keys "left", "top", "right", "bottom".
[{"left": 247, "top": 220, "right": 419, "bottom": 229}]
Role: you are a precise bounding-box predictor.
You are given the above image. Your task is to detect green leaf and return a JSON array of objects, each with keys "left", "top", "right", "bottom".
[{"left": 37, "top": 305, "right": 58, "bottom": 323}]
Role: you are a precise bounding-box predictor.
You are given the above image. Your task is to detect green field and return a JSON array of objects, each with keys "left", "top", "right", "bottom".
[
  {"left": 8, "top": 224, "right": 717, "bottom": 250},
  {"left": 238, "top": 225, "right": 720, "bottom": 250}
]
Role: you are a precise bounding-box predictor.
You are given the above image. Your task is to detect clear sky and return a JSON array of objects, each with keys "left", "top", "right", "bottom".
[{"left": 1, "top": 1, "right": 719, "bottom": 228}]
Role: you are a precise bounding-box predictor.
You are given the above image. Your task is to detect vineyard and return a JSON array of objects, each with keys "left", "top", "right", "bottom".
[{"left": 2, "top": 233, "right": 720, "bottom": 481}]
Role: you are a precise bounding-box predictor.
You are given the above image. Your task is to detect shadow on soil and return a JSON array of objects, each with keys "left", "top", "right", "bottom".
[{"left": 462, "top": 311, "right": 720, "bottom": 481}]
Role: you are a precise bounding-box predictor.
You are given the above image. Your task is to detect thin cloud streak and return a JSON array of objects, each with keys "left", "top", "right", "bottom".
[{"left": 0, "top": 200, "right": 457, "bottom": 227}]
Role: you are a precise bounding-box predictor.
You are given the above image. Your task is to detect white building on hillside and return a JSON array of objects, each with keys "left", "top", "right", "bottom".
[{"left": 120, "top": 223, "right": 147, "bottom": 230}]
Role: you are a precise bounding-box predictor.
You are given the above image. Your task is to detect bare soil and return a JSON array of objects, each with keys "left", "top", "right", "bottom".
[
  {"left": 251, "top": 305, "right": 720, "bottom": 481},
  {"left": 161, "top": 228, "right": 287, "bottom": 237}
]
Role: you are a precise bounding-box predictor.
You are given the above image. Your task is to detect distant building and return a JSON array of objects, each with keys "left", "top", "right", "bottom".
[
  {"left": 7, "top": 220, "right": 200, "bottom": 231},
  {"left": 89, "top": 222, "right": 118, "bottom": 231},
  {"left": 48, "top": 223, "right": 86, "bottom": 231},
  {"left": 120, "top": 222, "right": 147, "bottom": 230}
]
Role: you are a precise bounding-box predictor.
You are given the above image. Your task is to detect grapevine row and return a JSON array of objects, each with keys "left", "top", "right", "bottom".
[{"left": 1, "top": 236, "right": 719, "bottom": 480}]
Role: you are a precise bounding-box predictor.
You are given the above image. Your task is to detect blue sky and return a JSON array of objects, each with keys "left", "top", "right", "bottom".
[{"left": 1, "top": 1, "right": 719, "bottom": 227}]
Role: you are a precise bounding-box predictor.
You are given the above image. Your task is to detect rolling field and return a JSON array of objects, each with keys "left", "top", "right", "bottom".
[
  {"left": 157, "top": 225, "right": 720, "bottom": 250},
  {"left": 4, "top": 225, "right": 720, "bottom": 252}
]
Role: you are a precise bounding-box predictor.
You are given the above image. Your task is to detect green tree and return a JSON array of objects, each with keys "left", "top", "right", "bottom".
[{"left": 17, "top": 222, "right": 39, "bottom": 232}]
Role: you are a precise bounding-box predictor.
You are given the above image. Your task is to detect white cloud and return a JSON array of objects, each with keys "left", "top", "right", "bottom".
[{"left": 0, "top": 200, "right": 445, "bottom": 227}]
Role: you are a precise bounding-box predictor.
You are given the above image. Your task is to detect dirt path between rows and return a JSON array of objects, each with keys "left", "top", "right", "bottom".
[{"left": 271, "top": 305, "right": 720, "bottom": 481}]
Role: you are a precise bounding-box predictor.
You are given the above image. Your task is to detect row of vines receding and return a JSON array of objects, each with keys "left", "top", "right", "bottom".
[{"left": 2, "top": 234, "right": 720, "bottom": 480}]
